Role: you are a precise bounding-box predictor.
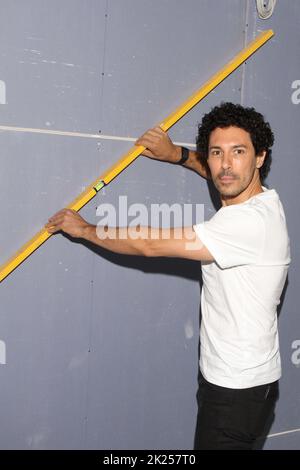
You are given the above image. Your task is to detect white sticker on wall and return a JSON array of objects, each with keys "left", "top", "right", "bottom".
[
  {"left": 0, "top": 340, "right": 6, "bottom": 365},
  {"left": 0, "top": 80, "right": 6, "bottom": 104}
]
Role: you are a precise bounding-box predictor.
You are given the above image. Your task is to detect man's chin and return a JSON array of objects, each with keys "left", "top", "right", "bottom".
[{"left": 214, "top": 181, "right": 243, "bottom": 198}]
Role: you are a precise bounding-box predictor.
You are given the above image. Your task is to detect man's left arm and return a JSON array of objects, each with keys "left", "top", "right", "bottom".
[{"left": 45, "top": 209, "right": 213, "bottom": 262}]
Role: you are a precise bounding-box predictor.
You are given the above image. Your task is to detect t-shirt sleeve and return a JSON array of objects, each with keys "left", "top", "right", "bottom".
[{"left": 193, "top": 206, "right": 265, "bottom": 269}]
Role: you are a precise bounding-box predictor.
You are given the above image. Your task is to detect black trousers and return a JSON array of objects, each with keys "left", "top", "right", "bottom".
[{"left": 194, "top": 375, "right": 279, "bottom": 450}]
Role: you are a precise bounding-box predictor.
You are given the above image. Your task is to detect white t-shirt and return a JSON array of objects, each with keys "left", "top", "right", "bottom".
[{"left": 193, "top": 187, "right": 291, "bottom": 389}]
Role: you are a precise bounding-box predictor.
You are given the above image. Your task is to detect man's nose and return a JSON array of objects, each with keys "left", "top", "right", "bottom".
[{"left": 221, "top": 153, "right": 232, "bottom": 170}]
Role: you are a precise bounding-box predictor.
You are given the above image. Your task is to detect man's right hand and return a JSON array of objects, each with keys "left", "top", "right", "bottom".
[
  {"left": 135, "top": 127, "right": 181, "bottom": 163},
  {"left": 136, "top": 126, "right": 209, "bottom": 179}
]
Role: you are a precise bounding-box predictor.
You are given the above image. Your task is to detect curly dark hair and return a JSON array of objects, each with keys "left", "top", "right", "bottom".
[{"left": 196, "top": 102, "right": 274, "bottom": 181}]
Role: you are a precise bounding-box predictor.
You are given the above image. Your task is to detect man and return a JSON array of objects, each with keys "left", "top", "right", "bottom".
[{"left": 45, "top": 102, "right": 290, "bottom": 449}]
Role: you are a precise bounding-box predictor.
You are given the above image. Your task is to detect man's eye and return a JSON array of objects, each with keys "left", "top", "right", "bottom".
[{"left": 234, "top": 148, "right": 244, "bottom": 154}]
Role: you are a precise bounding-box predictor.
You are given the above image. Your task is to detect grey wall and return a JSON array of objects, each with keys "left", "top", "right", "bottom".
[{"left": 0, "top": 0, "right": 299, "bottom": 449}]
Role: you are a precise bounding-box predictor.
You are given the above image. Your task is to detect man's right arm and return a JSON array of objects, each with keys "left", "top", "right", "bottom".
[{"left": 135, "top": 127, "right": 209, "bottom": 179}]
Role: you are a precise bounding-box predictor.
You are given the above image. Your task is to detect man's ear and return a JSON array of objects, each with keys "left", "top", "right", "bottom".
[{"left": 256, "top": 150, "right": 267, "bottom": 169}]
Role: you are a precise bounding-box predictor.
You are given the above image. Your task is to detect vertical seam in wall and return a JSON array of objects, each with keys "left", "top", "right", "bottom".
[
  {"left": 82, "top": 0, "right": 110, "bottom": 449},
  {"left": 240, "top": 0, "right": 250, "bottom": 105},
  {"left": 99, "top": 0, "right": 109, "bottom": 129}
]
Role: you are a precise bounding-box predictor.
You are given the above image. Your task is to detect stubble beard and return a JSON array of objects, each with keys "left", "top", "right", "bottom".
[{"left": 213, "top": 175, "right": 250, "bottom": 198}]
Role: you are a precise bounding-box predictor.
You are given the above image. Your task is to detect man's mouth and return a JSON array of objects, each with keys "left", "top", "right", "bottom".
[{"left": 219, "top": 175, "right": 236, "bottom": 182}]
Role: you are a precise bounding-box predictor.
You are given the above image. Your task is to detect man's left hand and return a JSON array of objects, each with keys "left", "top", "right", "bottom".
[{"left": 45, "top": 209, "right": 90, "bottom": 238}]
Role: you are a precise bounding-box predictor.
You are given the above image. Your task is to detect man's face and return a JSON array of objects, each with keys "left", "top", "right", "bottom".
[{"left": 207, "top": 126, "right": 265, "bottom": 198}]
